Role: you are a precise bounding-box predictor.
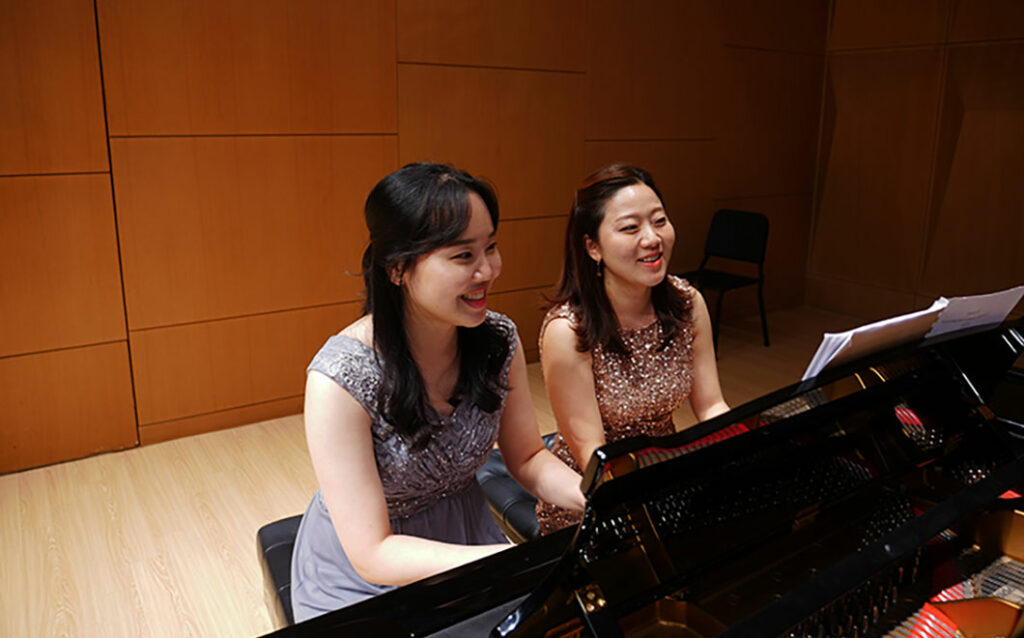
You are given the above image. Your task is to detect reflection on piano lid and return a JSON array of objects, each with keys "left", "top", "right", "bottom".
[{"left": 266, "top": 319, "right": 1024, "bottom": 638}]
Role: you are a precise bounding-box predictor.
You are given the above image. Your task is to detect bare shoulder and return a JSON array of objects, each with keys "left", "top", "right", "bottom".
[
  {"left": 339, "top": 314, "right": 373, "bottom": 347},
  {"left": 689, "top": 286, "right": 709, "bottom": 311},
  {"left": 541, "top": 316, "right": 587, "bottom": 362}
]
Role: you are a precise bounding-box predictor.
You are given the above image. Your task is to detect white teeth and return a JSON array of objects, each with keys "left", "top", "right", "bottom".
[
  {"left": 639, "top": 254, "right": 661, "bottom": 263},
  {"left": 463, "top": 291, "right": 485, "bottom": 301}
]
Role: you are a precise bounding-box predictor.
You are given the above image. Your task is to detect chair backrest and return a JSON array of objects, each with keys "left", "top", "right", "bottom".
[{"left": 703, "top": 209, "right": 769, "bottom": 265}]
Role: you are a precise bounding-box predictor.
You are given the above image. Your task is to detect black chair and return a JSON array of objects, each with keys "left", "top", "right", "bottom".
[
  {"left": 257, "top": 514, "right": 302, "bottom": 628},
  {"left": 680, "top": 209, "right": 770, "bottom": 352}
]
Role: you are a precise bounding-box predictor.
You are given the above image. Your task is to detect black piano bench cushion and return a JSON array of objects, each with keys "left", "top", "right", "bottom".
[
  {"left": 257, "top": 514, "right": 302, "bottom": 628},
  {"left": 476, "top": 433, "right": 556, "bottom": 544}
]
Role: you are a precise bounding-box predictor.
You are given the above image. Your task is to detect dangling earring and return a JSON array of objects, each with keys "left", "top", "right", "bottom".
[{"left": 596, "top": 259, "right": 603, "bottom": 278}]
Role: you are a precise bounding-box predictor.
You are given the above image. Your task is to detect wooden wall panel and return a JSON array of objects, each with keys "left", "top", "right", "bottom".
[
  {"left": 0, "top": 343, "right": 136, "bottom": 474},
  {"left": 96, "top": 0, "right": 397, "bottom": 135},
  {"left": 494, "top": 217, "right": 567, "bottom": 294},
  {"left": 0, "top": 0, "right": 107, "bottom": 175},
  {"left": 717, "top": 0, "right": 828, "bottom": 53},
  {"left": 921, "top": 43, "right": 1024, "bottom": 296},
  {"left": 811, "top": 49, "right": 943, "bottom": 291},
  {"left": 111, "top": 136, "right": 396, "bottom": 330},
  {"left": 584, "top": 141, "right": 717, "bottom": 275},
  {"left": 949, "top": 0, "right": 1024, "bottom": 42},
  {"left": 397, "top": 0, "right": 586, "bottom": 71},
  {"left": 586, "top": 0, "right": 721, "bottom": 140},
  {"left": 805, "top": 275, "right": 919, "bottom": 321},
  {"left": 130, "top": 303, "right": 360, "bottom": 426},
  {"left": 489, "top": 288, "right": 551, "bottom": 362},
  {"left": 0, "top": 175, "right": 125, "bottom": 357},
  {"left": 713, "top": 195, "right": 813, "bottom": 313},
  {"left": 716, "top": 49, "right": 824, "bottom": 198},
  {"left": 139, "top": 396, "right": 303, "bottom": 445},
  {"left": 398, "top": 64, "right": 584, "bottom": 219},
  {"left": 828, "top": 0, "right": 952, "bottom": 50}
]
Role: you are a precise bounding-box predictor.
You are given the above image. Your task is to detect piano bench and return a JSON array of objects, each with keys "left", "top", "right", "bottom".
[
  {"left": 257, "top": 514, "right": 302, "bottom": 629},
  {"left": 475, "top": 433, "right": 555, "bottom": 544}
]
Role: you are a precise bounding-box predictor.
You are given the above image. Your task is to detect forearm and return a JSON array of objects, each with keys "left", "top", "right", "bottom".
[
  {"left": 355, "top": 534, "right": 510, "bottom": 586},
  {"left": 512, "top": 449, "right": 586, "bottom": 512},
  {"left": 694, "top": 398, "right": 730, "bottom": 422}
]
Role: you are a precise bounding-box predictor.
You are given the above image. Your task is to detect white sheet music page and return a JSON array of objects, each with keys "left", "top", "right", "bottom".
[
  {"left": 925, "top": 285, "right": 1024, "bottom": 338},
  {"left": 801, "top": 298, "right": 948, "bottom": 381}
]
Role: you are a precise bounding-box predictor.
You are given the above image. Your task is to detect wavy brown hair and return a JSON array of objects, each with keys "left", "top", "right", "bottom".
[
  {"left": 549, "top": 164, "right": 691, "bottom": 355},
  {"left": 361, "top": 163, "right": 510, "bottom": 450}
]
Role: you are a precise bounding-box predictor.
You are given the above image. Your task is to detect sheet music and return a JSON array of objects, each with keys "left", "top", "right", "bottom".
[
  {"left": 925, "top": 285, "right": 1024, "bottom": 338},
  {"left": 802, "top": 285, "right": 1024, "bottom": 381},
  {"left": 801, "top": 299, "right": 947, "bottom": 381}
]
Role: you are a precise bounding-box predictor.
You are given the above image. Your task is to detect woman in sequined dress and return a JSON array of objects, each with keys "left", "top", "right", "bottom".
[
  {"left": 290, "top": 163, "right": 585, "bottom": 621},
  {"left": 535, "top": 164, "right": 730, "bottom": 534}
]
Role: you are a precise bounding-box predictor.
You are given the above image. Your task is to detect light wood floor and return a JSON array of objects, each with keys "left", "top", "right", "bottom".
[{"left": 0, "top": 306, "right": 862, "bottom": 638}]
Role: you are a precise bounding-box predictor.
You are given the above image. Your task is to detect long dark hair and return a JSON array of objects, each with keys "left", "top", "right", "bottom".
[
  {"left": 551, "top": 164, "right": 690, "bottom": 355},
  {"left": 361, "top": 163, "right": 510, "bottom": 450}
]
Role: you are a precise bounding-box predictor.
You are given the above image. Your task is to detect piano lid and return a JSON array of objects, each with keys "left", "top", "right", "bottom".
[
  {"left": 495, "top": 318, "right": 1024, "bottom": 637},
  {"left": 265, "top": 319, "right": 1024, "bottom": 638}
]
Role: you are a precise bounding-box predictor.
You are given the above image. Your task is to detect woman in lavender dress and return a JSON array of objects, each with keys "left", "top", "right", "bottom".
[{"left": 290, "top": 163, "right": 586, "bottom": 622}]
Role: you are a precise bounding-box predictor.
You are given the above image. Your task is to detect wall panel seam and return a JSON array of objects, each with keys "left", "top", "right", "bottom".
[
  {"left": 945, "top": 38, "right": 1024, "bottom": 48},
  {"left": 0, "top": 339, "right": 128, "bottom": 362},
  {"left": 128, "top": 300, "right": 364, "bottom": 334},
  {"left": 138, "top": 395, "right": 304, "bottom": 427},
  {"left": 723, "top": 44, "right": 826, "bottom": 57},
  {"left": 585, "top": 138, "right": 717, "bottom": 143},
  {"left": 503, "top": 214, "right": 569, "bottom": 223},
  {"left": 490, "top": 285, "right": 557, "bottom": 297},
  {"left": 914, "top": 39, "right": 952, "bottom": 293},
  {"left": 397, "top": 60, "right": 585, "bottom": 75},
  {"left": 0, "top": 171, "right": 110, "bottom": 179},
  {"left": 715, "top": 192, "right": 814, "bottom": 201},
  {"left": 91, "top": 0, "right": 139, "bottom": 441},
  {"left": 828, "top": 43, "right": 949, "bottom": 55},
  {"left": 108, "top": 132, "right": 399, "bottom": 140}
]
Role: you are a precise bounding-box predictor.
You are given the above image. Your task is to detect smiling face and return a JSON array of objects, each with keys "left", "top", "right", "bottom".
[
  {"left": 585, "top": 183, "right": 674, "bottom": 291},
  {"left": 400, "top": 191, "right": 502, "bottom": 331}
]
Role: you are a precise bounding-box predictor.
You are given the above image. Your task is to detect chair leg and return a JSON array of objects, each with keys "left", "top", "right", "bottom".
[{"left": 757, "top": 282, "right": 770, "bottom": 347}]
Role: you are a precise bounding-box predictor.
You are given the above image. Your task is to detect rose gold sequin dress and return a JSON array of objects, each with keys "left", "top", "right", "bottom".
[{"left": 535, "top": 276, "right": 695, "bottom": 535}]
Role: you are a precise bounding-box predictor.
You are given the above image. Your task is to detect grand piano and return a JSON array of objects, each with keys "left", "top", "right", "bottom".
[{"left": 267, "top": 318, "right": 1024, "bottom": 637}]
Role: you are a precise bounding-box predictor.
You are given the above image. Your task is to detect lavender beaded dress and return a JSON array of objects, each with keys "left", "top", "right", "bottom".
[
  {"left": 290, "top": 312, "right": 515, "bottom": 622},
  {"left": 535, "top": 277, "right": 696, "bottom": 535}
]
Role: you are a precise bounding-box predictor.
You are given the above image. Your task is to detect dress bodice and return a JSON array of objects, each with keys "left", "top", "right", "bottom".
[
  {"left": 306, "top": 312, "right": 516, "bottom": 519},
  {"left": 535, "top": 277, "right": 695, "bottom": 533}
]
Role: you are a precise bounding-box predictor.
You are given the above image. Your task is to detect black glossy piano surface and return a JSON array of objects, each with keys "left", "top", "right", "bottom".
[{"left": 267, "top": 319, "right": 1024, "bottom": 637}]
